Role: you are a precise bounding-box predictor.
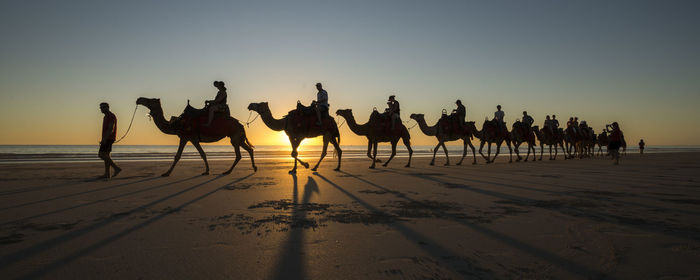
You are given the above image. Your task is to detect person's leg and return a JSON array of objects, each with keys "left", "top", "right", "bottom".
[
  {"left": 315, "top": 107, "right": 322, "bottom": 125},
  {"left": 205, "top": 107, "right": 215, "bottom": 126},
  {"left": 108, "top": 154, "right": 121, "bottom": 177}
]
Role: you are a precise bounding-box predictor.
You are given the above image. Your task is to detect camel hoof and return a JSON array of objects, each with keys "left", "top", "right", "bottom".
[
  {"left": 288, "top": 169, "right": 297, "bottom": 174},
  {"left": 201, "top": 172, "right": 210, "bottom": 176},
  {"left": 333, "top": 168, "right": 340, "bottom": 171},
  {"left": 311, "top": 167, "right": 318, "bottom": 172},
  {"left": 161, "top": 173, "right": 170, "bottom": 177},
  {"left": 429, "top": 162, "right": 435, "bottom": 166},
  {"left": 253, "top": 166, "right": 258, "bottom": 172},
  {"left": 369, "top": 166, "right": 376, "bottom": 169},
  {"left": 382, "top": 163, "right": 388, "bottom": 167},
  {"left": 302, "top": 163, "right": 310, "bottom": 169},
  {"left": 456, "top": 162, "right": 462, "bottom": 166},
  {"left": 222, "top": 171, "right": 232, "bottom": 175},
  {"left": 404, "top": 164, "right": 410, "bottom": 168}
]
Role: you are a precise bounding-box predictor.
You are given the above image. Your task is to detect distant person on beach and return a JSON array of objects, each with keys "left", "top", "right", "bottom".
[
  {"left": 99, "top": 102, "right": 121, "bottom": 178},
  {"left": 452, "top": 99, "right": 466, "bottom": 128},
  {"left": 494, "top": 105, "right": 505, "bottom": 131},
  {"left": 606, "top": 122, "right": 624, "bottom": 165},
  {"left": 386, "top": 95, "right": 400, "bottom": 130},
  {"left": 205, "top": 81, "right": 228, "bottom": 127},
  {"left": 639, "top": 139, "right": 645, "bottom": 154},
  {"left": 314, "top": 82, "right": 329, "bottom": 126}
]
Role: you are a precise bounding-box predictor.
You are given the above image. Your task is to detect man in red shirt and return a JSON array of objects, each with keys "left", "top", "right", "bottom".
[{"left": 99, "top": 102, "right": 121, "bottom": 178}]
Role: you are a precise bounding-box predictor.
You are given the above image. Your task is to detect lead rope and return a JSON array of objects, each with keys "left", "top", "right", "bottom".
[
  {"left": 245, "top": 111, "right": 260, "bottom": 127},
  {"left": 114, "top": 104, "right": 139, "bottom": 143},
  {"left": 337, "top": 119, "right": 346, "bottom": 129}
]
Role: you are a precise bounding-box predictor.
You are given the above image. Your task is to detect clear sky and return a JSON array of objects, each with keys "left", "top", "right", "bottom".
[{"left": 1, "top": 0, "right": 698, "bottom": 146}]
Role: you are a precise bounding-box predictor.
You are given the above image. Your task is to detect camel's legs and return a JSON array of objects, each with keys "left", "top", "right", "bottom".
[
  {"left": 468, "top": 140, "right": 477, "bottom": 164},
  {"left": 191, "top": 141, "right": 210, "bottom": 175},
  {"left": 430, "top": 142, "right": 441, "bottom": 166},
  {"left": 366, "top": 141, "right": 379, "bottom": 162},
  {"left": 486, "top": 143, "right": 492, "bottom": 163},
  {"left": 311, "top": 136, "right": 330, "bottom": 171},
  {"left": 383, "top": 141, "right": 398, "bottom": 167},
  {"left": 441, "top": 141, "right": 450, "bottom": 166},
  {"left": 223, "top": 145, "right": 242, "bottom": 175},
  {"left": 507, "top": 140, "right": 513, "bottom": 163},
  {"left": 331, "top": 135, "right": 342, "bottom": 171},
  {"left": 289, "top": 137, "right": 307, "bottom": 173},
  {"left": 492, "top": 142, "right": 502, "bottom": 163},
  {"left": 163, "top": 138, "right": 187, "bottom": 177},
  {"left": 457, "top": 139, "right": 467, "bottom": 165},
  {"left": 513, "top": 142, "right": 522, "bottom": 161},
  {"left": 479, "top": 141, "right": 489, "bottom": 162},
  {"left": 241, "top": 141, "right": 257, "bottom": 172},
  {"left": 403, "top": 137, "right": 413, "bottom": 167},
  {"left": 370, "top": 142, "right": 379, "bottom": 169}
]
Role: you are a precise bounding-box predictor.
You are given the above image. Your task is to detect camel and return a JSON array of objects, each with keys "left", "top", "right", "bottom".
[
  {"left": 564, "top": 126, "right": 581, "bottom": 159},
  {"left": 510, "top": 121, "right": 537, "bottom": 162},
  {"left": 409, "top": 113, "right": 477, "bottom": 165},
  {"left": 596, "top": 131, "right": 609, "bottom": 157},
  {"left": 336, "top": 109, "right": 413, "bottom": 168},
  {"left": 136, "top": 97, "right": 256, "bottom": 176},
  {"left": 474, "top": 119, "right": 513, "bottom": 163},
  {"left": 248, "top": 102, "right": 341, "bottom": 173},
  {"left": 533, "top": 126, "right": 567, "bottom": 160}
]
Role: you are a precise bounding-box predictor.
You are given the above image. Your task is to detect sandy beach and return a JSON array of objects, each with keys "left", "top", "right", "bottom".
[{"left": 1, "top": 152, "right": 699, "bottom": 279}]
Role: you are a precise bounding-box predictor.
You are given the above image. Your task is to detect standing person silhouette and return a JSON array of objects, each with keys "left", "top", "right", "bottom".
[
  {"left": 99, "top": 103, "right": 121, "bottom": 178},
  {"left": 205, "top": 81, "right": 227, "bottom": 127},
  {"left": 314, "top": 83, "right": 328, "bottom": 126},
  {"left": 639, "top": 139, "right": 645, "bottom": 155}
]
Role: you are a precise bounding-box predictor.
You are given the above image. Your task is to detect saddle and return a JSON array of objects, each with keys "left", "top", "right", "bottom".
[
  {"left": 438, "top": 113, "right": 465, "bottom": 135},
  {"left": 287, "top": 102, "right": 334, "bottom": 132},
  {"left": 369, "top": 110, "right": 402, "bottom": 135},
  {"left": 169, "top": 101, "right": 232, "bottom": 133},
  {"left": 485, "top": 119, "right": 508, "bottom": 138}
]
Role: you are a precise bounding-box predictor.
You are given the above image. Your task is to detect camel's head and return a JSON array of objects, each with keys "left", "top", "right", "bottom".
[
  {"left": 247, "top": 102, "right": 269, "bottom": 113},
  {"left": 409, "top": 113, "right": 424, "bottom": 121},
  {"left": 136, "top": 97, "right": 161, "bottom": 110},
  {"left": 335, "top": 109, "right": 352, "bottom": 118}
]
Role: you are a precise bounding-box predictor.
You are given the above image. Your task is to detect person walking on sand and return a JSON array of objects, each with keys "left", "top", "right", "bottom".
[
  {"left": 606, "top": 122, "right": 624, "bottom": 165},
  {"left": 99, "top": 102, "right": 121, "bottom": 178},
  {"left": 314, "top": 82, "right": 329, "bottom": 126},
  {"left": 204, "top": 81, "right": 228, "bottom": 127},
  {"left": 639, "top": 139, "right": 645, "bottom": 155}
]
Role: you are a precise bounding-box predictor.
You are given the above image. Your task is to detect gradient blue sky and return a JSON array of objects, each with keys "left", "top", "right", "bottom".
[{"left": 1, "top": 0, "right": 698, "bottom": 146}]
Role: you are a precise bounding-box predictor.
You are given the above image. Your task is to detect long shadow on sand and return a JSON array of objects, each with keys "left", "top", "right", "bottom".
[
  {"left": 1, "top": 176, "right": 200, "bottom": 226},
  {"left": 0, "top": 174, "right": 240, "bottom": 274},
  {"left": 330, "top": 170, "right": 605, "bottom": 278},
  {"left": 270, "top": 174, "right": 319, "bottom": 280},
  {"left": 10, "top": 174, "right": 253, "bottom": 279},
  {"left": 314, "top": 172, "right": 498, "bottom": 279},
  {"left": 0, "top": 177, "right": 161, "bottom": 211},
  {"left": 410, "top": 166, "right": 700, "bottom": 216},
  {"left": 383, "top": 169, "right": 700, "bottom": 243}
]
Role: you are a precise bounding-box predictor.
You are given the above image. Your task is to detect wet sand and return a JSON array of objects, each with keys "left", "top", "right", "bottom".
[{"left": 1, "top": 152, "right": 699, "bottom": 279}]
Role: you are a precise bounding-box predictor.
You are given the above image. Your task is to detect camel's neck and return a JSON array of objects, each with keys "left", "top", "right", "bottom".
[
  {"left": 341, "top": 114, "right": 369, "bottom": 136},
  {"left": 258, "top": 109, "right": 286, "bottom": 131},
  {"left": 147, "top": 106, "right": 177, "bottom": 135},
  {"left": 416, "top": 119, "right": 437, "bottom": 136}
]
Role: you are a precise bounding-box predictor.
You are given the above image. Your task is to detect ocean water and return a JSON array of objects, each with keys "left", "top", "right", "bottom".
[{"left": 0, "top": 145, "right": 697, "bottom": 164}]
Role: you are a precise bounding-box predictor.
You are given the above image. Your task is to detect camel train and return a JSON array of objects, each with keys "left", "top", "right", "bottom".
[{"left": 135, "top": 85, "right": 624, "bottom": 174}]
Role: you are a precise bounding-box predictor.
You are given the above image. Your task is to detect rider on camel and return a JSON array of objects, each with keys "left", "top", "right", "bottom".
[
  {"left": 385, "top": 95, "right": 400, "bottom": 130},
  {"left": 452, "top": 99, "right": 466, "bottom": 129},
  {"left": 494, "top": 105, "right": 505, "bottom": 132},
  {"left": 522, "top": 111, "right": 534, "bottom": 134},
  {"left": 205, "top": 81, "right": 228, "bottom": 127},
  {"left": 314, "top": 82, "right": 329, "bottom": 126}
]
